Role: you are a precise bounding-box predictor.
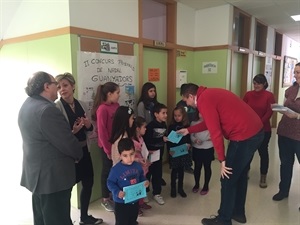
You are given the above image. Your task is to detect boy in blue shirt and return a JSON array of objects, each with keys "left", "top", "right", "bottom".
[{"left": 107, "top": 138, "right": 149, "bottom": 225}]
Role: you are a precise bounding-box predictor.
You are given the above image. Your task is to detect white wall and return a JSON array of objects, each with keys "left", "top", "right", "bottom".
[
  {"left": 194, "top": 4, "right": 231, "bottom": 47},
  {"left": 176, "top": 2, "right": 195, "bottom": 47},
  {"left": 69, "top": 0, "right": 139, "bottom": 37},
  {"left": 1, "top": 0, "right": 70, "bottom": 39}
]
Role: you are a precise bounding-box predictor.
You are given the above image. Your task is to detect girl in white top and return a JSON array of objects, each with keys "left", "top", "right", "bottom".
[{"left": 190, "top": 112, "right": 215, "bottom": 195}]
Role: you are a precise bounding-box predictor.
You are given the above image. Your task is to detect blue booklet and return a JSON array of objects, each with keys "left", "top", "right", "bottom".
[
  {"left": 167, "top": 130, "right": 183, "bottom": 144},
  {"left": 170, "top": 144, "right": 188, "bottom": 158},
  {"left": 123, "top": 181, "right": 147, "bottom": 204}
]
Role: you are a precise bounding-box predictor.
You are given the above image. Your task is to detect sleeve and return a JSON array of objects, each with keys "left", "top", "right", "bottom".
[
  {"left": 107, "top": 168, "right": 121, "bottom": 200},
  {"left": 261, "top": 93, "right": 276, "bottom": 124},
  {"left": 111, "top": 136, "right": 122, "bottom": 166},
  {"left": 79, "top": 100, "right": 93, "bottom": 132},
  {"left": 40, "top": 106, "right": 82, "bottom": 161},
  {"left": 143, "top": 123, "right": 153, "bottom": 149},
  {"left": 97, "top": 106, "right": 112, "bottom": 155},
  {"left": 187, "top": 121, "right": 208, "bottom": 134},
  {"left": 243, "top": 92, "right": 249, "bottom": 103},
  {"left": 137, "top": 102, "right": 145, "bottom": 118}
]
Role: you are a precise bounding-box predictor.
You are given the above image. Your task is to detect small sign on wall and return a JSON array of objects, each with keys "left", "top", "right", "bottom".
[
  {"left": 148, "top": 68, "right": 160, "bottom": 81},
  {"left": 202, "top": 62, "right": 218, "bottom": 74},
  {"left": 100, "top": 40, "right": 118, "bottom": 54}
]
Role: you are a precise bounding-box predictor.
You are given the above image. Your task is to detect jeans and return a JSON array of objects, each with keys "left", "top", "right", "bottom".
[
  {"left": 100, "top": 149, "right": 112, "bottom": 198},
  {"left": 218, "top": 130, "right": 264, "bottom": 222},
  {"left": 278, "top": 135, "right": 300, "bottom": 195},
  {"left": 258, "top": 131, "right": 271, "bottom": 175}
]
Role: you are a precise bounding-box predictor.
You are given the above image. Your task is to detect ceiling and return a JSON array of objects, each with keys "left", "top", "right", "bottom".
[{"left": 175, "top": 0, "right": 300, "bottom": 43}]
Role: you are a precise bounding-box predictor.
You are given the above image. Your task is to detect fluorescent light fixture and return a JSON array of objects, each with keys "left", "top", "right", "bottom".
[{"left": 291, "top": 15, "right": 300, "bottom": 21}]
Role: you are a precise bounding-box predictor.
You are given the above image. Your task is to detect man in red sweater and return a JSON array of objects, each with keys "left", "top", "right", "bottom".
[{"left": 178, "top": 84, "right": 263, "bottom": 225}]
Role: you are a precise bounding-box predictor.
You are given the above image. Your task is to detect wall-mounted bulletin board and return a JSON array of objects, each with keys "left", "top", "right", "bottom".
[{"left": 282, "top": 56, "right": 297, "bottom": 87}]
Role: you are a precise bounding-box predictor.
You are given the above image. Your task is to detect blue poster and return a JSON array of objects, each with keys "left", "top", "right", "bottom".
[
  {"left": 123, "top": 181, "right": 147, "bottom": 204},
  {"left": 170, "top": 144, "right": 188, "bottom": 158},
  {"left": 167, "top": 130, "right": 183, "bottom": 144}
]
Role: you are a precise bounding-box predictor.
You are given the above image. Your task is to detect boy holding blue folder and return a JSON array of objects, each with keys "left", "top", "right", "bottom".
[{"left": 107, "top": 138, "right": 149, "bottom": 225}]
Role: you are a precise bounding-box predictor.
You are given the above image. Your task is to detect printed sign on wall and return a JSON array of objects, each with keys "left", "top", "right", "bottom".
[{"left": 202, "top": 62, "right": 218, "bottom": 74}]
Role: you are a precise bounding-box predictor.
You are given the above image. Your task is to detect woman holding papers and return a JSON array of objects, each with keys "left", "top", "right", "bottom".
[
  {"left": 243, "top": 74, "right": 275, "bottom": 188},
  {"left": 273, "top": 62, "right": 300, "bottom": 203},
  {"left": 167, "top": 106, "right": 192, "bottom": 198}
]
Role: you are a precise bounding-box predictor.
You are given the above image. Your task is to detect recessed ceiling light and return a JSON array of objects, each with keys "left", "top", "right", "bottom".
[{"left": 291, "top": 15, "right": 300, "bottom": 21}]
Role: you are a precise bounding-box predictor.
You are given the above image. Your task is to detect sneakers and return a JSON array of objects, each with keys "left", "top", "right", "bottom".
[
  {"left": 80, "top": 215, "right": 103, "bottom": 225},
  {"left": 259, "top": 174, "right": 267, "bottom": 188},
  {"left": 200, "top": 188, "right": 209, "bottom": 195},
  {"left": 140, "top": 202, "right": 152, "bottom": 209},
  {"left": 153, "top": 194, "right": 165, "bottom": 205},
  {"left": 192, "top": 185, "right": 199, "bottom": 193},
  {"left": 231, "top": 214, "right": 247, "bottom": 224},
  {"left": 101, "top": 199, "right": 114, "bottom": 212},
  {"left": 201, "top": 215, "right": 231, "bottom": 225},
  {"left": 272, "top": 192, "right": 288, "bottom": 201}
]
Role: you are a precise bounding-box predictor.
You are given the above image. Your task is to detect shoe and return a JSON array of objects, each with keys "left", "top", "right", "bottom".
[
  {"left": 232, "top": 214, "right": 246, "bottom": 223},
  {"left": 144, "top": 195, "right": 150, "bottom": 203},
  {"left": 161, "top": 178, "right": 167, "bottom": 186},
  {"left": 80, "top": 215, "right": 103, "bottom": 225},
  {"left": 140, "top": 202, "right": 152, "bottom": 209},
  {"left": 272, "top": 192, "right": 288, "bottom": 201},
  {"left": 185, "top": 167, "right": 194, "bottom": 174},
  {"left": 200, "top": 188, "right": 209, "bottom": 195},
  {"left": 153, "top": 194, "right": 165, "bottom": 205},
  {"left": 201, "top": 215, "right": 231, "bottom": 225},
  {"left": 138, "top": 209, "right": 143, "bottom": 216},
  {"left": 101, "top": 200, "right": 114, "bottom": 212},
  {"left": 259, "top": 174, "right": 267, "bottom": 188},
  {"left": 178, "top": 189, "right": 187, "bottom": 198},
  {"left": 192, "top": 185, "right": 199, "bottom": 193}
]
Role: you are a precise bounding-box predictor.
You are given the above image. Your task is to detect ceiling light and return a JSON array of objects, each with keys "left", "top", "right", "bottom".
[{"left": 291, "top": 15, "right": 300, "bottom": 21}]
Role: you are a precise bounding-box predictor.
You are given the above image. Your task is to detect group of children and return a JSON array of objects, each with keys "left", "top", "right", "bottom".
[{"left": 91, "top": 81, "right": 215, "bottom": 225}]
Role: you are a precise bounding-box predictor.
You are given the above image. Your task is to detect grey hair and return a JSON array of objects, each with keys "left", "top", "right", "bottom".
[{"left": 25, "top": 71, "right": 52, "bottom": 97}]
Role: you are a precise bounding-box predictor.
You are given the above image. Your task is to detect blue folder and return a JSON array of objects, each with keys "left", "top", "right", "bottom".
[
  {"left": 170, "top": 144, "right": 188, "bottom": 158},
  {"left": 123, "top": 181, "right": 147, "bottom": 204}
]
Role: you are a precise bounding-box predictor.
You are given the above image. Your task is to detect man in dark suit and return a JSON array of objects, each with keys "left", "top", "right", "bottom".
[{"left": 18, "top": 71, "right": 83, "bottom": 225}]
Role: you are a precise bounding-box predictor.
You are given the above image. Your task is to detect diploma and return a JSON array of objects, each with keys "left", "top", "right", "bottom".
[
  {"left": 149, "top": 149, "right": 160, "bottom": 163},
  {"left": 167, "top": 130, "right": 183, "bottom": 144},
  {"left": 170, "top": 144, "right": 188, "bottom": 158},
  {"left": 123, "top": 181, "right": 147, "bottom": 203}
]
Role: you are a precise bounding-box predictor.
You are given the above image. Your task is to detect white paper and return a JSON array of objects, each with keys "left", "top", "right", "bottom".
[
  {"left": 271, "top": 104, "right": 296, "bottom": 113},
  {"left": 149, "top": 150, "right": 160, "bottom": 163},
  {"left": 141, "top": 142, "right": 149, "bottom": 160}
]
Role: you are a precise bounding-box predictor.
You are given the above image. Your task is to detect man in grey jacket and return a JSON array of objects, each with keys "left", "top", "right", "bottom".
[{"left": 18, "top": 71, "right": 83, "bottom": 225}]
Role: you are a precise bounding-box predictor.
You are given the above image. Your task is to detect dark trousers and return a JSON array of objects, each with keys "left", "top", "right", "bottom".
[
  {"left": 218, "top": 130, "right": 264, "bottom": 223},
  {"left": 76, "top": 146, "right": 94, "bottom": 220},
  {"left": 146, "top": 158, "right": 162, "bottom": 195},
  {"left": 257, "top": 131, "right": 272, "bottom": 175},
  {"left": 114, "top": 202, "right": 138, "bottom": 225},
  {"left": 100, "top": 149, "right": 112, "bottom": 199},
  {"left": 278, "top": 135, "right": 300, "bottom": 195},
  {"left": 171, "top": 166, "right": 184, "bottom": 190},
  {"left": 32, "top": 188, "right": 73, "bottom": 225}
]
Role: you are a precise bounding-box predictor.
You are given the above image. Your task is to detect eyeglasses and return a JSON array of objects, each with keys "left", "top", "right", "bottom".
[{"left": 49, "top": 81, "right": 58, "bottom": 86}]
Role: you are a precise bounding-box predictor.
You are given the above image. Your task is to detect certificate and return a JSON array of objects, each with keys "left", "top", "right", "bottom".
[
  {"left": 123, "top": 181, "right": 147, "bottom": 204},
  {"left": 167, "top": 130, "right": 183, "bottom": 144},
  {"left": 141, "top": 142, "right": 149, "bottom": 160},
  {"left": 170, "top": 144, "right": 188, "bottom": 158},
  {"left": 149, "top": 149, "right": 160, "bottom": 163}
]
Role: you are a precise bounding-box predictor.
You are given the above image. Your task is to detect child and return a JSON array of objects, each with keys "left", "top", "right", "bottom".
[
  {"left": 110, "top": 106, "right": 135, "bottom": 166},
  {"left": 107, "top": 138, "right": 149, "bottom": 225},
  {"left": 167, "top": 106, "right": 192, "bottom": 198},
  {"left": 190, "top": 112, "right": 214, "bottom": 195},
  {"left": 132, "top": 116, "right": 152, "bottom": 215},
  {"left": 143, "top": 103, "right": 168, "bottom": 205},
  {"left": 137, "top": 82, "right": 158, "bottom": 124},
  {"left": 91, "top": 82, "right": 120, "bottom": 212}
]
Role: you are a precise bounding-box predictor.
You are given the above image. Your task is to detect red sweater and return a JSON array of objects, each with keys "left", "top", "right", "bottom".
[
  {"left": 188, "top": 86, "right": 263, "bottom": 161},
  {"left": 243, "top": 89, "right": 275, "bottom": 132}
]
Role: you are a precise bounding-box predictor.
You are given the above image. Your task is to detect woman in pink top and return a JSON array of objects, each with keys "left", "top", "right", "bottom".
[
  {"left": 243, "top": 74, "right": 275, "bottom": 188},
  {"left": 91, "top": 82, "right": 120, "bottom": 212}
]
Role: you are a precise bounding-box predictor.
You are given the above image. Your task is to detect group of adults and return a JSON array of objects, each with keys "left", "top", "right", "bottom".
[{"left": 18, "top": 62, "right": 300, "bottom": 225}]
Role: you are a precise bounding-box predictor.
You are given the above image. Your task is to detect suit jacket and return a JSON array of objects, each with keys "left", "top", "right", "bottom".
[{"left": 18, "top": 95, "right": 83, "bottom": 194}]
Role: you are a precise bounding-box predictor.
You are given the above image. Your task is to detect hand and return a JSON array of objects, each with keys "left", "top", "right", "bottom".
[
  {"left": 195, "top": 139, "right": 202, "bottom": 144},
  {"left": 72, "top": 119, "right": 84, "bottom": 134},
  {"left": 163, "top": 136, "right": 168, "bottom": 142},
  {"left": 107, "top": 154, "right": 112, "bottom": 160},
  {"left": 283, "top": 111, "right": 299, "bottom": 119},
  {"left": 177, "top": 128, "right": 189, "bottom": 136},
  {"left": 144, "top": 180, "right": 150, "bottom": 188},
  {"left": 82, "top": 113, "right": 92, "bottom": 129},
  {"left": 169, "top": 151, "right": 175, "bottom": 156},
  {"left": 118, "top": 191, "right": 125, "bottom": 199},
  {"left": 220, "top": 161, "right": 232, "bottom": 179}
]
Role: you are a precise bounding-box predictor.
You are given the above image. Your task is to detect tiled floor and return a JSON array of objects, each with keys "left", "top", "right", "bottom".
[{"left": 13, "top": 130, "right": 300, "bottom": 225}]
